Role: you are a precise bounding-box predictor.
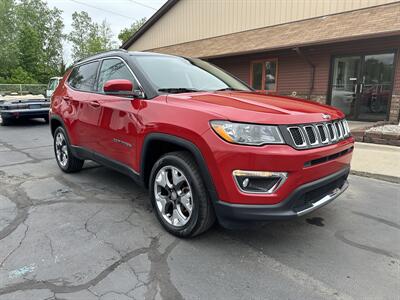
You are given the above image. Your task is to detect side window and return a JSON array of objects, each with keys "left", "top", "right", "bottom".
[
  {"left": 97, "top": 58, "right": 138, "bottom": 93},
  {"left": 68, "top": 62, "right": 99, "bottom": 92}
]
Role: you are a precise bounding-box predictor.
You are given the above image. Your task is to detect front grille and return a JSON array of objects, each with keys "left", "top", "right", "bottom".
[
  {"left": 304, "top": 146, "right": 354, "bottom": 167},
  {"left": 304, "top": 126, "right": 317, "bottom": 144},
  {"left": 284, "top": 119, "right": 350, "bottom": 150},
  {"left": 316, "top": 125, "right": 328, "bottom": 143},
  {"left": 327, "top": 123, "right": 335, "bottom": 140},
  {"left": 288, "top": 127, "right": 305, "bottom": 147}
]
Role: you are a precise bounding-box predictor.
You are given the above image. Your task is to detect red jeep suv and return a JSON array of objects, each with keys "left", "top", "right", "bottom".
[{"left": 50, "top": 50, "right": 354, "bottom": 237}]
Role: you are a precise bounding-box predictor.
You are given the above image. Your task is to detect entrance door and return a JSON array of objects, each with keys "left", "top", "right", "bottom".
[{"left": 329, "top": 52, "right": 395, "bottom": 121}]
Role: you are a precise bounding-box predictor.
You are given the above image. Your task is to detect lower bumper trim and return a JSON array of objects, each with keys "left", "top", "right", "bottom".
[{"left": 214, "top": 167, "right": 350, "bottom": 228}]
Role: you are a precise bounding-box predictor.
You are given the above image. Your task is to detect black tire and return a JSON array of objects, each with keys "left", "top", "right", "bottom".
[
  {"left": 44, "top": 115, "right": 49, "bottom": 123},
  {"left": 53, "top": 126, "right": 84, "bottom": 173},
  {"left": 149, "top": 151, "right": 216, "bottom": 238},
  {"left": 0, "top": 116, "right": 11, "bottom": 126}
]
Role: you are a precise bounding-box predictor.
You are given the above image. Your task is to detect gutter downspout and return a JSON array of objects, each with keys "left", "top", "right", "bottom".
[{"left": 294, "top": 47, "right": 315, "bottom": 100}]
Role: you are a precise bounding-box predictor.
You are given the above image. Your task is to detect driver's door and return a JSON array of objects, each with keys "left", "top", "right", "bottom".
[{"left": 93, "top": 58, "right": 143, "bottom": 171}]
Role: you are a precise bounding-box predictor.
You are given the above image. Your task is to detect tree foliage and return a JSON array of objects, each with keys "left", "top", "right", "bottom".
[
  {"left": 0, "top": 0, "right": 64, "bottom": 84},
  {"left": 118, "top": 17, "right": 147, "bottom": 45},
  {"left": 68, "top": 11, "right": 117, "bottom": 61}
]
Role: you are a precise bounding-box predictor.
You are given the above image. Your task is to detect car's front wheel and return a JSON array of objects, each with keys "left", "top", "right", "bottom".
[
  {"left": 53, "top": 127, "right": 84, "bottom": 173},
  {"left": 149, "top": 151, "right": 215, "bottom": 238}
]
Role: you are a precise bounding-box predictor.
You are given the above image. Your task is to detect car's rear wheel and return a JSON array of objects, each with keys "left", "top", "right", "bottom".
[
  {"left": 54, "top": 127, "right": 84, "bottom": 173},
  {"left": 0, "top": 115, "right": 11, "bottom": 126},
  {"left": 149, "top": 151, "right": 215, "bottom": 238}
]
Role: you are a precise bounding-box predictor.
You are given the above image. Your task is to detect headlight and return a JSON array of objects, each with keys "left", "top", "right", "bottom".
[{"left": 210, "top": 120, "right": 284, "bottom": 145}]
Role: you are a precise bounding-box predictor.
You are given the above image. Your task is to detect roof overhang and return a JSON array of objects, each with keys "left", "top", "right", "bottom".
[
  {"left": 121, "top": 0, "right": 179, "bottom": 50},
  {"left": 139, "top": 2, "right": 400, "bottom": 59}
]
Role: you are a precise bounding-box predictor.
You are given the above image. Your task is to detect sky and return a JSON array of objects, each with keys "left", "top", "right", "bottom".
[{"left": 46, "top": 0, "right": 168, "bottom": 64}]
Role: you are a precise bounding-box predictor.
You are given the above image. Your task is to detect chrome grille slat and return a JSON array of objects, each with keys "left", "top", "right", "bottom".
[
  {"left": 327, "top": 123, "right": 336, "bottom": 141},
  {"left": 288, "top": 127, "right": 306, "bottom": 147},
  {"left": 316, "top": 124, "right": 329, "bottom": 144},
  {"left": 286, "top": 119, "right": 350, "bottom": 149},
  {"left": 304, "top": 126, "right": 318, "bottom": 145}
]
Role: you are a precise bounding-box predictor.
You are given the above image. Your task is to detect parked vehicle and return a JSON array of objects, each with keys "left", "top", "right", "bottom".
[
  {"left": 46, "top": 77, "right": 62, "bottom": 98},
  {"left": 50, "top": 50, "right": 354, "bottom": 237},
  {"left": 0, "top": 93, "right": 50, "bottom": 126}
]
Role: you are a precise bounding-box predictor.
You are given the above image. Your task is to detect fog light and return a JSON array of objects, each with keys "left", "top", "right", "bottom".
[
  {"left": 232, "top": 170, "right": 287, "bottom": 194},
  {"left": 242, "top": 178, "right": 249, "bottom": 188}
]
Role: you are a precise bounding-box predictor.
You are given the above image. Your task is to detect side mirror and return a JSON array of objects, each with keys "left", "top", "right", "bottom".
[{"left": 103, "top": 79, "right": 143, "bottom": 98}]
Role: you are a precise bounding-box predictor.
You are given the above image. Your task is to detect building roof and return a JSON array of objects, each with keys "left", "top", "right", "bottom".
[{"left": 124, "top": 2, "right": 400, "bottom": 59}]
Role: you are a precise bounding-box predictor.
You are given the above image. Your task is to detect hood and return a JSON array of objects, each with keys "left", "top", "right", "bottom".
[{"left": 167, "top": 91, "right": 344, "bottom": 125}]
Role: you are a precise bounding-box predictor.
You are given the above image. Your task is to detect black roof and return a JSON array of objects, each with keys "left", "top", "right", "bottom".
[{"left": 74, "top": 49, "right": 174, "bottom": 66}]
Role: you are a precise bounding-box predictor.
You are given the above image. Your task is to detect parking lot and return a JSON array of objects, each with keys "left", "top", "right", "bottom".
[{"left": 0, "top": 120, "right": 399, "bottom": 300}]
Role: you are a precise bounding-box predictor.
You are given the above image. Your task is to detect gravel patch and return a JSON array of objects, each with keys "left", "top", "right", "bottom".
[{"left": 367, "top": 124, "right": 400, "bottom": 133}]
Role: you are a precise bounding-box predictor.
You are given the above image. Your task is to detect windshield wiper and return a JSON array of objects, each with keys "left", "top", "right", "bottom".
[
  {"left": 215, "top": 87, "right": 241, "bottom": 91},
  {"left": 158, "top": 88, "right": 203, "bottom": 94}
]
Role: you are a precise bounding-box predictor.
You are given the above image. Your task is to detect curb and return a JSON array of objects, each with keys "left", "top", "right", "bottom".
[{"left": 350, "top": 170, "right": 400, "bottom": 184}]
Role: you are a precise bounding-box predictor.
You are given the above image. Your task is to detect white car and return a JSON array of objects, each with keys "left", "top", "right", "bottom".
[{"left": 46, "top": 77, "right": 62, "bottom": 98}]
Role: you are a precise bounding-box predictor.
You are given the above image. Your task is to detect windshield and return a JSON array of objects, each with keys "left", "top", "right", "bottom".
[
  {"left": 48, "top": 79, "right": 59, "bottom": 90},
  {"left": 133, "top": 55, "right": 251, "bottom": 93}
]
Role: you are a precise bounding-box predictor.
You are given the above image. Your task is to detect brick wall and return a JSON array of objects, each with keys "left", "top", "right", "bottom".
[{"left": 209, "top": 36, "right": 400, "bottom": 121}]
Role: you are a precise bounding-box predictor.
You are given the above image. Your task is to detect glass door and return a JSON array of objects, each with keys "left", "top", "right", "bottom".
[
  {"left": 330, "top": 56, "right": 361, "bottom": 119},
  {"left": 329, "top": 52, "right": 395, "bottom": 121},
  {"left": 357, "top": 53, "right": 395, "bottom": 121}
]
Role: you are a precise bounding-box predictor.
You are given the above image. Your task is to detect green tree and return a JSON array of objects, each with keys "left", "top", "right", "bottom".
[
  {"left": 69, "top": 11, "right": 116, "bottom": 61},
  {"left": 16, "top": 0, "right": 64, "bottom": 82},
  {"left": 118, "top": 17, "right": 146, "bottom": 45},
  {"left": 7, "top": 67, "right": 37, "bottom": 84},
  {"left": 0, "top": 0, "right": 18, "bottom": 80},
  {"left": 0, "top": 0, "right": 64, "bottom": 84}
]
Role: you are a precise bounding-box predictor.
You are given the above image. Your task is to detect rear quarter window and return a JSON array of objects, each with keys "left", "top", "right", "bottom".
[{"left": 68, "top": 61, "right": 99, "bottom": 92}]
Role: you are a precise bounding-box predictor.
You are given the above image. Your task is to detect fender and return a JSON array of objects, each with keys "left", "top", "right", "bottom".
[{"left": 141, "top": 133, "right": 219, "bottom": 203}]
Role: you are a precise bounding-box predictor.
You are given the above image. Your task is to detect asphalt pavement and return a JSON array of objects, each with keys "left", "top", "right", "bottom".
[{"left": 0, "top": 119, "right": 399, "bottom": 300}]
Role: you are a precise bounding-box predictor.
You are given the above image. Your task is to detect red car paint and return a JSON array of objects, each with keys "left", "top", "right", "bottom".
[{"left": 51, "top": 71, "right": 354, "bottom": 206}]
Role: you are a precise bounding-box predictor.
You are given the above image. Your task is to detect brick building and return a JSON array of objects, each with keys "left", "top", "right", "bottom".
[{"left": 122, "top": 0, "right": 400, "bottom": 122}]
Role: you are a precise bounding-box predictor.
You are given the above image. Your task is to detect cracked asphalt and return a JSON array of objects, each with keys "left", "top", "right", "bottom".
[{"left": 0, "top": 119, "right": 399, "bottom": 300}]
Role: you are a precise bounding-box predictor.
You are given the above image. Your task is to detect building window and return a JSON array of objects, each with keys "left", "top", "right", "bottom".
[{"left": 250, "top": 59, "right": 278, "bottom": 92}]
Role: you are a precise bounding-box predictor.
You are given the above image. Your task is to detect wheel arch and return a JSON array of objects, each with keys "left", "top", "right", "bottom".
[
  {"left": 50, "top": 115, "right": 66, "bottom": 137},
  {"left": 141, "top": 133, "right": 218, "bottom": 203}
]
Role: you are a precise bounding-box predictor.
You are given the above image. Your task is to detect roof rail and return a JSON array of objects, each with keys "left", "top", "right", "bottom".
[{"left": 73, "top": 49, "right": 128, "bottom": 64}]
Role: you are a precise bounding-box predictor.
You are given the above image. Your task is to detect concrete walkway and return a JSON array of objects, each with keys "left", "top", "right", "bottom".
[{"left": 351, "top": 142, "right": 400, "bottom": 183}]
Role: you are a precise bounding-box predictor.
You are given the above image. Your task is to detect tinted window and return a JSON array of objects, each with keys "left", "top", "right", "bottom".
[
  {"left": 68, "top": 62, "right": 99, "bottom": 91},
  {"left": 97, "top": 58, "right": 138, "bottom": 92}
]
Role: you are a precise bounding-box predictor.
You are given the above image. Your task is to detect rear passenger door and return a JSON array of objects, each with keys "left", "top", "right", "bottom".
[
  {"left": 66, "top": 61, "right": 101, "bottom": 149},
  {"left": 93, "top": 58, "right": 143, "bottom": 171}
]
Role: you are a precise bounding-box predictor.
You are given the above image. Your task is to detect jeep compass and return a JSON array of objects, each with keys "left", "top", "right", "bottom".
[{"left": 50, "top": 50, "right": 354, "bottom": 237}]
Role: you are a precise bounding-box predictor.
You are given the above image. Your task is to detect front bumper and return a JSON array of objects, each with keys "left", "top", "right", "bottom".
[{"left": 214, "top": 167, "right": 349, "bottom": 228}]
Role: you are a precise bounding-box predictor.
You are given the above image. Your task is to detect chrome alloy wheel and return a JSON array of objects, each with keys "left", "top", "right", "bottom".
[
  {"left": 154, "top": 166, "right": 193, "bottom": 227},
  {"left": 55, "top": 132, "right": 68, "bottom": 167}
]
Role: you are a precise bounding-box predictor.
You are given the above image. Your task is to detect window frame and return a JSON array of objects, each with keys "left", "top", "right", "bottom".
[
  {"left": 95, "top": 57, "right": 144, "bottom": 97},
  {"left": 66, "top": 56, "right": 146, "bottom": 99},
  {"left": 67, "top": 60, "right": 100, "bottom": 92},
  {"left": 249, "top": 58, "right": 278, "bottom": 93}
]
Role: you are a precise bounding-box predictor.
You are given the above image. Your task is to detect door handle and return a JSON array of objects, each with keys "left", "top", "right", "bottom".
[
  {"left": 89, "top": 100, "right": 101, "bottom": 108},
  {"left": 62, "top": 96, "right": 71, "bottom": 101}
]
